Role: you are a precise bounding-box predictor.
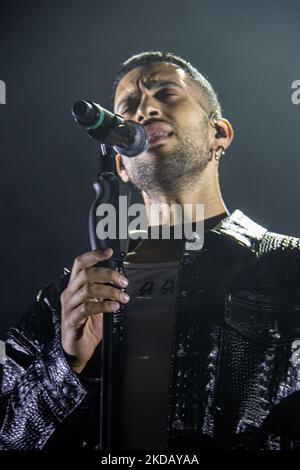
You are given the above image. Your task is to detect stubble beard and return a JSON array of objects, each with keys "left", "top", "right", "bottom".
[{"left": 123, "top": 121, "right": 211, "bottom": 199}]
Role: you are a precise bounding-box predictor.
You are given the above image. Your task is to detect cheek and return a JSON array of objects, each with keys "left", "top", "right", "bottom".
[{"left": 168, "top": 101, "right": 205, "bottom": 129}]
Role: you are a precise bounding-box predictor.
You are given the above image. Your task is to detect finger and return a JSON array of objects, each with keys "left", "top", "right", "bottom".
[
  {"left": 69, "top": 248, "right": 113, "bottom": 283},
  {"left": 65, "top": 283, "right": 129, "bottom": 312},
  {"left": 63, "top": 266, "right": 128, "bottom": 303},
  {"left": 87, "top": 266, "right": 128, "bottom": 287},
  {"left": 70, "top": 300, "right": 120, "bottom": 325}
]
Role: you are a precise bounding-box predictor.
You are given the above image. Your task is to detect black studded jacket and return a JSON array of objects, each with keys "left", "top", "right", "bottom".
[{"left": 1, "top": 210, "right": 300, "bottom": 450}]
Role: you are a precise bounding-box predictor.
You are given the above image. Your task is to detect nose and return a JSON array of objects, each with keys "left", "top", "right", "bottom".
[{"left": 135, "top": 94, "right": 163, "bottom": 124}]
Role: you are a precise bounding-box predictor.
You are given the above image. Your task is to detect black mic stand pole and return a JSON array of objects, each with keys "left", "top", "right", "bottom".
[{"left": 89, "top": 143, "right": 131, "bottom": 450}]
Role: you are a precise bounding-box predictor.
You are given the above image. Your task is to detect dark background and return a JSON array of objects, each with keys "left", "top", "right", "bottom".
[{"left": 0, "top": 0, "right": 299, "bottom": 335}]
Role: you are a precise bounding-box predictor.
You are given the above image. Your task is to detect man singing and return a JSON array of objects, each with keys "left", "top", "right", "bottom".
[{"left": 1, "top": 51, "right": 300, "bottom": 450}]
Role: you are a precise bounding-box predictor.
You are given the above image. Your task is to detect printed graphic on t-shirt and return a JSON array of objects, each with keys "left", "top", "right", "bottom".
[{"left": 121, "top": 261, "right": 179, "bottom": 450}]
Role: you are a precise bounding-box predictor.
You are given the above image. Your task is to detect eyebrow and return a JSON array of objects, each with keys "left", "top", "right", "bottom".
[
  {"left": 141, "top": 79, "right": 184, "bottom": 91},
  {"left": 116, "top": 80, "right": 184, "bottom": 111}
]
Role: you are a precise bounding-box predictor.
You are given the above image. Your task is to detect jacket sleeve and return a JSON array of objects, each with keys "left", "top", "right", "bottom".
[{"left": 0, "top": 276, "right": 89, "bottom": 450}]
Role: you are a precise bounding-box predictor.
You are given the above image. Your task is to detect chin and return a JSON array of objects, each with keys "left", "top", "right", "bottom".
[{"left": 146, "top": 140, "right": 176, "bottom": 157}]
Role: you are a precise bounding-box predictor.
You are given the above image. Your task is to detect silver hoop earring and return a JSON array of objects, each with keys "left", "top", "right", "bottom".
[{"left": 215, "top": 146, "right": 225, "bottom": 161}]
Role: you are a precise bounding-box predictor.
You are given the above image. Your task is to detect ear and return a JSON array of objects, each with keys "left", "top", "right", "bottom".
[
  {"left": 115, "top": 153, "right": 130, "bottom": 182},
  {"left": 210, "top": 116, "right": 234, "bottom": 151}
]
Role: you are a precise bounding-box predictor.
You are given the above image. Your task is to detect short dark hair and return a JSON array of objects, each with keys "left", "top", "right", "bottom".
[{"left": 113, "top": 51, "right": 222, "bottom": 116}]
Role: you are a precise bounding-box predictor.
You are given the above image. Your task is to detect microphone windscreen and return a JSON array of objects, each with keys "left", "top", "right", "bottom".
[{"left": 72, "top": 100, "right": 97, "bottom": 125}]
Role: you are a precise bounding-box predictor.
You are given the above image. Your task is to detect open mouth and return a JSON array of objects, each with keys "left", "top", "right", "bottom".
[
  {"left": 145, "top": 121, "right": 174, "bottom": 145},
  {"left": 148, "top": 131, "right": 173, "bottom": 145}
]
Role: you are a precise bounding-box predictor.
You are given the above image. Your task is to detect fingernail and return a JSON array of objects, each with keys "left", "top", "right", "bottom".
[
  {"left": 103, "top": 248, "right": 112, "bottom": 256},
  {"left": 120, "top": 292, "right": 130, "bottom": 303},
  {"left": 119, "top": 276, "right": 128, "bottom": 287},
  {"left": 111, "top": 301, "right": 120, "bottom": 311}
]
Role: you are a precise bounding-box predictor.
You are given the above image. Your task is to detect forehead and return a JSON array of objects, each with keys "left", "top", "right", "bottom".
[{"left": 114, "top": 63, "right": 191, "bottom": 108}]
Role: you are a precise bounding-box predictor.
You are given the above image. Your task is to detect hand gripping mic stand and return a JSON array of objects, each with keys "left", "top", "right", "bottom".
[
  {"left": 89, "top": 143, "right": 131, "bottom": 450},
  {"left": 72, "top": 100, "right": 147, "bottom": 450}
]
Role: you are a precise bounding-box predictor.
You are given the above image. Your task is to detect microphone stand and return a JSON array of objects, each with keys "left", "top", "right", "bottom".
[{"left": 89, "top": 143, "right": 131, "bottom": 450}]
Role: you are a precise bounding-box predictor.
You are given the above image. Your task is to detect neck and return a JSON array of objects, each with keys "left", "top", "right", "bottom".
[{"left": 142, "top": 161, "right": 228, "bottom": 226}]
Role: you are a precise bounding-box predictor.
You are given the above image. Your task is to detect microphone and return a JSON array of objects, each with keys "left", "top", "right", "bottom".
[{"left": 72, "top": 100, "right": 148, "bottom": 157}]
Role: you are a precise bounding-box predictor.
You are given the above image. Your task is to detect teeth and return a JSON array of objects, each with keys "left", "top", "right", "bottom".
[{"left": 150, "top": 131, "right": 170, "bottom": 139}]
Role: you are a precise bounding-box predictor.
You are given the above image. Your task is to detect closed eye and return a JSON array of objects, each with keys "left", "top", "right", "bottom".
[
  {"left": 154, "top": 89, "right": 177, "bottom": 100},
  {"left": 120, "top": 89, "right": 178, "bottom": 115},
  {"left": 120, "top": 100, "right": 138, "bottom": 115}
]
